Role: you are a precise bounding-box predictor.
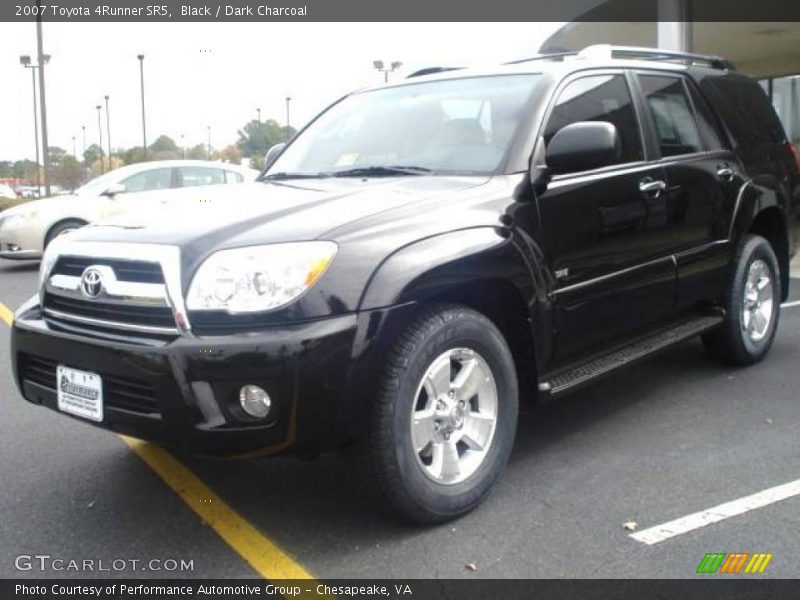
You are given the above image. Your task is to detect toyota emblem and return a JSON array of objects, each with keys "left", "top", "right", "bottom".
[{"left": 80, "top": 268, "right": 104, "bottom": 300}]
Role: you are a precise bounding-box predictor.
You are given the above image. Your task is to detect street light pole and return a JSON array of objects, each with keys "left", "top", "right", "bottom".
[
  {"left": 96, "top": 104, "right": 104, "bottom": 174},
  {"left": 257, "top": 107, "right": 261, "bottom": 123},
  {"left": 81, "top": 125, "right": 86, "bottom": 159},
  {"left": 207, "top": 125, "right": 211, "bottom": 160},
  {"left": 104, "top": 95, "right": 111, "bottom": 171},
  {"left": 373, "top": 60, "right": 402, "bottom": 83},
  {"left": 36, "top": 0, "right": 51, "bottom": 197},
  {"left": 180, "top": 134, "right": 185, "bottom": 159},
  {"left": 137, "top": 54, "right": 147, "bottom": 160},
  {"left": 19, "top": 56, "right": 41, "bottom": 193},
  {"left": 72, "top": 136, "right": 76, "bottom": 158}
]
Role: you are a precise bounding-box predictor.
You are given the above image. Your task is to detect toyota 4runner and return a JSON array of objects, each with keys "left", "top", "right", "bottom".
[{"left": 11, "top": 45, "right": 800, "bottom": 522}]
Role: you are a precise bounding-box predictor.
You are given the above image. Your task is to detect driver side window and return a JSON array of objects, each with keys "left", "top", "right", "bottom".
[
  {"left": 122, "top": 168, "right": 174, "bottom": 193},
  {"left": 544, "top": 74, "right": 643, "bottom": 167}
]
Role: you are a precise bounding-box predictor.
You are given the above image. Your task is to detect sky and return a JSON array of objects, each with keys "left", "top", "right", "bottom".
[{"left": 0, "top": 22, "right": 563, "bottom": 162}]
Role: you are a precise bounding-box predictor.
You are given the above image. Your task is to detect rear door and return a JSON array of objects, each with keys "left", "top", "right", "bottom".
[
  {"left": 633, "top": 71, "right": 740, "bottom": 310},
  {"left": 535, "top": 71, "right": 676, "bottom": 360}
]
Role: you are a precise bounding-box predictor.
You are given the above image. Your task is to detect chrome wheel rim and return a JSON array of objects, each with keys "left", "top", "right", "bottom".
[
  {"left": 410, "top": 347, "right": 498, "bottom": 485},
  {"left": 742, "top": 259, "right": 774, "bottom": 343}
]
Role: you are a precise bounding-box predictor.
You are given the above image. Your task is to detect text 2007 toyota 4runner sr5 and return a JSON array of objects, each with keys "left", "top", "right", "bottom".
[{"left": 11, "top": 46, "right": 800, "bottom": 522}]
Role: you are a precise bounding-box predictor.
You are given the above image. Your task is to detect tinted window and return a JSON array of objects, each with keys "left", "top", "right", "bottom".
[
  {"left": 544, "top": 74, "right": 643, "bottom": 165},
  {"left": 686, "top": 80, "right": 723, "bottom": 150},
  {"left": 225, "top": 170, "right": 244, "bottom": 183},
  {"left": 122, "top": 168, "right": 173, "bottom": 193},
  {"left": 700, "top": 74, "right": 786, "bottom": 147},
  {"left": 639, "top": 75, "right": 703, "bottom": 157},
  {"left": 178, "top": 167, "right": 225, "bottom": 188},
  {"left": 269, "top": 74, "right": 542, "bottom": 176}
]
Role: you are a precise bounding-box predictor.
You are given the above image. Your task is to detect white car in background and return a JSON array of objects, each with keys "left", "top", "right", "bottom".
[
  {"left": 0, "top": 184, "right": 18, "bottom": 199},
  {"left": 0, "top": 160, "right": 259, "bottom": 260}
]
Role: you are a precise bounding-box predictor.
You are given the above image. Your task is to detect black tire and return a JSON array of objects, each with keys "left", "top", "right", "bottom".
[
  {"left": 363, "top": 304, "right": 518, "bottom": 524},
  {"left": 45, "top": 219, "right": 86, "bottom": 248},
  {"left": 703, "top": 234, "right": 781, "bottom": 366}
]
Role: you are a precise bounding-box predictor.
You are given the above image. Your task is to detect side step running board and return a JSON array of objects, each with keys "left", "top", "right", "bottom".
[{"left": 539, "top": 314, "right": 724, "bottom": 398}]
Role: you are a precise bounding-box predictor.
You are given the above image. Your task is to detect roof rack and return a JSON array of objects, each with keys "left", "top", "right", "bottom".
[
  {"left": 406, "top": 66, "right": 462, "bottom": 78},
  {"left": 576, "top": 44, "right": 734, "bottom": 70},
  {"left": 503, "top": 51, "right": 579, "bottom": 65}
]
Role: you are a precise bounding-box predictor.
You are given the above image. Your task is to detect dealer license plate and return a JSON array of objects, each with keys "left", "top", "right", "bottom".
[{"left": 56, "top": 365, "right": 103, "bottom": 422}]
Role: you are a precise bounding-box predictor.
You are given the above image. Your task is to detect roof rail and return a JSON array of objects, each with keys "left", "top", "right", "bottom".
[
  {"left": 406, "top": 66, "right": 462, "bottom": 78},
  {"left": 504, "top": 51, "right": 579, "bottom": 65},
  {"left": 577, "top": 44, "right": 734, "bottom": 70}
]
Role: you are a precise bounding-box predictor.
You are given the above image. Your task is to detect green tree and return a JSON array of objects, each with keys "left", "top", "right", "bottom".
[
  {"left": 0, "top": 161, "right": 13, "bottom": 178},
  {"left": 12, "top": 159, "right": 39, "bottom": 181},
  {"left": 122, "top": 146, "right": 146, "bottom": 165},
  {"left": 53, "top": 155, "right": 85, "bottom": 191},
  {"left": 83, "top": 144, "right": 104, "bottom": 166},
  {"left": 47, "top": 146, "right": 67, "bottom": 167},
  {"left": 149, "top": 135, "right": 178, "bottom": 154},
  {"left": 186, "top": 144, "right": 208, "bottom": 160},
  {"left": 236, "top": 119, "right": 292, "bottom": 159}
]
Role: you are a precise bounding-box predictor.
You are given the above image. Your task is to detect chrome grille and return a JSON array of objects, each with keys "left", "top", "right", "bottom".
[{"left": 42, "top": 255, "right": 179, "bottom": 337}]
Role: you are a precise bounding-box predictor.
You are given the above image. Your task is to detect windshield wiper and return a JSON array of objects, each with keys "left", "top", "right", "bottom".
[
  {"left": 327, "top": 165, "right": 434, "bottom": 178},
  {"left": 262, "top": 172, "right": 330, "bottom": 181}
]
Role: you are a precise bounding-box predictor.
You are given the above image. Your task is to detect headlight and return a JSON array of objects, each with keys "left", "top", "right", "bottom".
[
  {"left": 186, "top": 241, "right": 337, "bottom": 313},
  {"left": 3, "top": 213, "right": 31, "bottom": 227}
]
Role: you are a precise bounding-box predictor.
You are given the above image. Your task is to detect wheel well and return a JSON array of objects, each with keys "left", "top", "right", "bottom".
[
  {"left": 44, "top": 218, "right": 88, "bottom": 247},
  {"left": 749, "top": 208, "right": 789, "bottom": 301},
  {"left": 426, "top": 279, "right": 538, "bottom": 405}
]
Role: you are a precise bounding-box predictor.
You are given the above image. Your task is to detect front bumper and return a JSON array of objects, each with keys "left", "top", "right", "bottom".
[
  {"left": 0, "top": 220, "right": 43, "bottom": 260},
  {"left": 11, "top": 307, "right": 365, "bottom": 457}
]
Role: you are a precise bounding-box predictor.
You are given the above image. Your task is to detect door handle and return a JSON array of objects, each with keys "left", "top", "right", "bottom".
[
  {"left": 717, "top": 166, "right": 734, "bottom": 180},
  {"left": 639, "top": 179, "right": 667, "bottom": 196}
]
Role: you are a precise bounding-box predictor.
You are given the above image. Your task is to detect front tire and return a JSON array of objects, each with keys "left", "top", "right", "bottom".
[
  {"left": 365, "top": 305, "right": 518, "bottom": 524},
  {"left": 703, "top": 234, "right": 781, "bottom": 366}
]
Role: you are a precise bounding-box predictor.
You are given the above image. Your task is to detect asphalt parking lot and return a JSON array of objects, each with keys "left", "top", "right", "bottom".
[{"left": 1, "top": 258, "right": 799, "bottom": 580}]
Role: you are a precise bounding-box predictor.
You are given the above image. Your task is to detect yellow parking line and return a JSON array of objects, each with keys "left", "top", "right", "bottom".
[
  {"left": 0, "top": 302, "right": 13, "bottom": 326},
  {"left": 120, "top": 436, "right": 321, "bottom": 585}
]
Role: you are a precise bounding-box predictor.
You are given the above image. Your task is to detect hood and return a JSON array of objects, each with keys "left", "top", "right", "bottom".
[
  {"left": 72, "top": 176, "right": 490, "bottom": 255},
  {"left": 3, "top": 195, "right": 69, "bottom": 217}
]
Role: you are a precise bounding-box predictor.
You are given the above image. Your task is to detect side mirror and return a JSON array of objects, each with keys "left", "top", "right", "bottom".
[
  {"left": 545, "top": 121, "right": 621, "bottom": 175},
  {"left": 264, "top": 143, "right": 287, "bottom": 171},
  {"left": 102, "top": 183, "right": 126, "bottom": 197}
]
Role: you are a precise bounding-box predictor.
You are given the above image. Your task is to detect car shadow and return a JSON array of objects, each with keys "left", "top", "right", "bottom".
[
  {"left": 0, "top": 261, "right": 39, "bottom": 274},
  {"left": 168, "top": 338, "right": 730, "bottom": 551}
]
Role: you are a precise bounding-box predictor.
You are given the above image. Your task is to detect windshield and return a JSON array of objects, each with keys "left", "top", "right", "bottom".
[{"left": 267, "top": 74, "right": 541, "bottom": 178}]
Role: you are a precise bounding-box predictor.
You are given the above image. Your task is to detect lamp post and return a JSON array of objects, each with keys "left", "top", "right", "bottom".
[
  {"left": 96, "top": 104, "right": 104, "bottom": 174},
  {"left": 373, "top": 60, "right": 402, "bottom": 83},
  {"left": 137, "top": 54, "right": 147, "bottom": 159},
  {"left": 36, "top": 1, "right": 51, "bottom": 197},
  {"left": 81, "top": 125, "right": 86, "bottom": 159},
  {"left": 207, "top": 125, "right": 211, "bottom": 160},
  {"left": 180, "top": 133, "right": 185, "bottom": 159},
  {"left": 72, "top": 136, "right": 76, "bottom": 158},
  {"left": 19, "top": 55, "right": 41, "bottom": 192},
  {"left": 104, "top": 95, "right": 111, "bottom": 171},
  {"left": 256, "top": 107, "right": 261, "bottom": 123},
  {"left": 285, "top": 96, "right": 291, "bottom": 138}
]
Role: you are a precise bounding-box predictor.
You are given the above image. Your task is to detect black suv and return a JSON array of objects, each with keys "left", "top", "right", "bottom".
[{"left": 11, "top": 45, "right": 800, "bottom": 523}]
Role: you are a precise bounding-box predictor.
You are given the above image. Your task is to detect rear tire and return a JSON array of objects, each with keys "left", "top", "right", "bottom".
[
  {"left": 363, "top": 304, "right": 518, "bottom": 524},
  {"left": 703, "top": 234, "right": 781, "bottom": 366}
]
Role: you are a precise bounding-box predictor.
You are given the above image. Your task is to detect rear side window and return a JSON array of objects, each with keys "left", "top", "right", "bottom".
[
  {"left": 544, "top": 74, "right": 643, "bottom": 165},
  {"left": 225, "top": 170, "right": 244, "bottom": 183},
  {"left": 122, "top": 168, "right": 173, "bottom": 193},
  {"left": 700, "top": 75, "right": 786, "bottom": 147},
  {"left": 638, "top": 74, "right": 703, "bottom": 157}
]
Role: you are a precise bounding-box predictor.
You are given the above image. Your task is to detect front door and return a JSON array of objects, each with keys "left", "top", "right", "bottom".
[{"left": 535, "top": 71, "right": 676, "bottom": 360}]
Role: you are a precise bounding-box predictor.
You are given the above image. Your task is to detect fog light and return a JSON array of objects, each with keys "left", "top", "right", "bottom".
[{"left": 239, "top": 385, "right": 271, "bottom": 419}]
